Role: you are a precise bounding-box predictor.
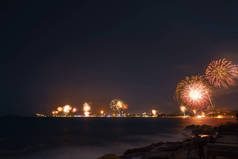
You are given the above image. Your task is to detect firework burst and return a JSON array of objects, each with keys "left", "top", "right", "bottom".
[
  {"left": 83, "top": 102, "right": 91, "bottom": 117},
  {"left": 63, "top": 105, "right": 72, "bottom": 114},
  {"left": 176, "top": 76, "right": 211, "bottom": 112},
  {"left": 110, "top": 99, "right": 128, "bottom": 114},
  {"left": 205, "top": 58, "right": 238, "bottom": 88},
  {"left": 83, "top": 103, "right": 91, "bottom": 112},
  {"left": 181, "top": 82, "right": 210, "bottom": 107}
]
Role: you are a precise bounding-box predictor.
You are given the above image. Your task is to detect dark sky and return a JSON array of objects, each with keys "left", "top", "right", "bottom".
[{"left": 2, "top": 1, "right": 238, "bottom": 115}]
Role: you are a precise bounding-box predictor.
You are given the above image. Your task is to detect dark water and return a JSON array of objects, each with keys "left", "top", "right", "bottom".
[{"left": 0, "top": 117, "right": 236, "bottom": 159}]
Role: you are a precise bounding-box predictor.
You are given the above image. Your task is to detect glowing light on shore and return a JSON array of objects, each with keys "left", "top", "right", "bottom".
[
  {"left": 63, "top": 105, "right": 72, "bottom": 113},
  {"left": 110, "top": 99, "right": 128, "bottom": 115},
  {"left": 52, "top": 111, "right": 58, "bottom": 115},
  {"left": 180, "top": 106, "right": 186, "bottom": 117},
  {"left": 217, "top": 115, "right": 224, "bottom": 119},
  {"left": 100, "top": 110, "right": 104, "bottom": 115},
  {"left": 200, "top": 134, "right": 209, "bottom": 138},
  {"left": 57, "top": 107, "right": 63, "bottom": 112},
  {"left": 83, "top": 102, "right": 91, "bottom": 112},
  {"left": 72, "top": 108, "right": 77, "bottom": 113},
  {"left": 193, "top": 109, "right": 197, "bottom": 115},
  {"left": 201, "top": 112, "right": 206, "bottom": 117},
  {"left": 84, "top": 111, "right": 90, "bottom": 117},
  {"left": 83, "top": 102, "right": 91, "bottom": 117},
  {"left": 205, "top": 58, "right": 238, "bottom": 88},
  {"left": 152, "top": 109, "right": 157, "bottom": 117},
  {"left": 196, "top": 115, "right": 203, "bottom": 119},
  {"left": 196, "top": 112, "right": 206, "bottom": 119},
  {"left": 142, "top": 112, "right": 147, "bottom": 117},
  {"left": 180, "top": 106, "right": 186, "bottom": 112}
]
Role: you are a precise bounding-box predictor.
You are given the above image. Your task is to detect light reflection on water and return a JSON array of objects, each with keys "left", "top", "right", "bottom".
[{"left": 0, "top": 117, "right": 237, "bottom": 159}]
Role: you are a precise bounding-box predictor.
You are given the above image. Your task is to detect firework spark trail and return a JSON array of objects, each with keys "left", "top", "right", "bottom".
[{"left": 207, "top": 93, "right": 215, "bottom": 111}]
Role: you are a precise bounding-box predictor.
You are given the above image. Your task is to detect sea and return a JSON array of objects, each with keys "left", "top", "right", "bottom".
[{"left": 0, "top": 117, "right": 237, "bottom": 159}]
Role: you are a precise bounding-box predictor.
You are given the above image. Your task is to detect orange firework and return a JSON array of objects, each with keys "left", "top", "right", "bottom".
[
  {"left": 110, "top": 99, "right": 128, "bottom": 114},
  {"left": 57, "top": 107, "right": 63, "bottom": 112},
  {"left": 205, "top": 58, "right": 238, "bottom": 88},
  {"left": 176, "top": 76, "right": 211, "bottom": 111},
  {"left": 151, "top": 109, "right": 158, "bottom": 117},
  {"left": 63, "top": 105, "right": 72, "bottom": 114},
  {"left": 181, "top": 82, "right": 210, "bottom": 107},
  {"left": 83, "top": 102, "right": 91, "bottom": 112}
]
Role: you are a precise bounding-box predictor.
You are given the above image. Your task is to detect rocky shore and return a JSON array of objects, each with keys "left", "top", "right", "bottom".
[{"left": 99, "top": 122, "right": 238, "bottom": 159}]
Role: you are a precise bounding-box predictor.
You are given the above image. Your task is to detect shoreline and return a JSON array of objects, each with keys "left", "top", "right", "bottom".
[
  {"left": 99, "top": 122, "right": 238, "bottom": 159},
  {"left": 1, "top": 115, "right": 237, "bottom": 119}
]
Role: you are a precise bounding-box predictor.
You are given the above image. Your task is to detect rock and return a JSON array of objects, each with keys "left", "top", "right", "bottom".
[
  {"left": 151, "top": 142, "right": 182, "bottom": 152},
  {"left": 185, "top": 124, "right": 198, "bottom": 130},
  {"left": 110, "top": 123, "right": 238, "bottom": 159},
  {"left": 123, "top": 143, "right": 163, "bottom": 156},
  {"left": 185, "top": 124, "right": 215, "bottom": 136},
  {"left": 142, "top": 151, "right": 171, "bottom": 159},
  {"left": 98, "top": 154, "right": 120, "bottom": 159}
]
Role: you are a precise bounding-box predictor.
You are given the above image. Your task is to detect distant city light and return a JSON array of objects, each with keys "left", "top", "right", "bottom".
[
  {"left": 57, "top": 107, "right": 63, "bottom": 112},
  {"left": 217, "top": 115, "right": 224, "bottom": 119},
  {"left": 180, "top": 106, "right": 186, "bottom": 118},
  {"left": 180, "top": 106, "right": 186, "bottom": 113},
  {"left": 152, "top": 109, "right": 157, "bottom": 117},
  {"left": 72, "top": 108, "right": 77, "bottom": 113},
  {"left": 83, "top": 102, "right": 91, "bottom": 112},
  {"left": 52, "top": 111, "right": 58, "bottom": 115},
  {"left": 196, "top": 112, "right": 206, "bottom": 119},
  {"left": 83, "top": 102, "right": 91, "bottom": 117},
  {"left": 63, "top": 105, "right": 72, "bottom": 113},
  {"left": 193, "top": 109, "right": 197, "bottom": 115},
  {"left": 197, "top": 115, "right": 201, "bottom": 118},
  {"left": 100, "top": 110, "right": 104, "bottom": 115},
  {"left": 84, "top": 111, "right": 90, "bottom": 117}
]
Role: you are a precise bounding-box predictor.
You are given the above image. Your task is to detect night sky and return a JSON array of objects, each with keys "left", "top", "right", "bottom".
[{"left": 3, "top": 1, "right": 238, "bottom": 115}]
